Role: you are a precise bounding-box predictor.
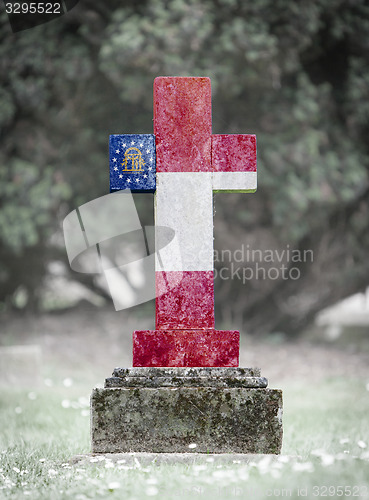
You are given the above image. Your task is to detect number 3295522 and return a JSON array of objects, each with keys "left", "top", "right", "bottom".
[{"left": 5, "top": 3, "right": 62, "bottom": 14}]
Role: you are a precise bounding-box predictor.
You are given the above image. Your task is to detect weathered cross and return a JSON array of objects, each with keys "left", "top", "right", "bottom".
[{"left": 110, "top": 77, "right": 257, "bottom": 367}]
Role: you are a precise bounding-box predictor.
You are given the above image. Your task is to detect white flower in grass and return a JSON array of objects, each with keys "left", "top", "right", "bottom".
[
  {"left": 89, "top": 458, "right": 99, "bottom": 463},
  {"left": 108, "top": 482, "right": 121, "bottom": 491},
  {"left": 48, "top": 469, "right": 58, "bottom": 477},
  {"left": 78, "top": 396, "right": 89, "bottom": 407},
  {"left": 339, "top": 438, "right": 349, "bottom": 444},
  {"left": 61, "top": 400, "right": 70, "bottom": 409},
  {"left": 4, "top": 477, "right": 14, "bottom": 487},
  {"left": 212, "top": 468, "right": 238, "bottom": 481},
  {"left": 212, "top": 469, "right": 227, "bottom": 478},
  {"left": 188, "top": 443, "right": 197, "bottom": 449},
  {"left": 272, "top": 461, "right": 283, "bottom": 470},
  {"left": 63, "top": 378, "right": 73, "bottom": 387},
  {"left": 292, "top": 462, "right": 314, "bottom": 472},
  {"left": 321, "top": 454, "right": 335, "bottom": 467},
  {"left": 238, "top": 467, "right": 249, "bottom": 481},
  {"left": 311, "top": 448, "right": 325, "bottom": 457},
  {"left": 256, "top": 455, "right": 272, "bottom": 473},
  {"left": 117, "top": 465, "right": 130, "bottom": 470},
  {"left": 193, "top": 465, "right": 207, "bottom": 472},
  {"left": 146, "top": 486, "right": 159, "bottom": 496},
  {"left": 271, "top": 468, "right": 281, "bottom": 479},
  {"left": 336, "top": 453, "right": 349, "bottom": 460},
  {"left": 13, "top": 467, "right": 20, "bottom": 474},
  {"left": 39, "top": 459, "right": 46, "bottom": 463},
  {"left": 358, "top": 440, "right": 367, "bottom": 449},
  {"left": 104, "top": 461, "right": 114, "bottom": 469}
]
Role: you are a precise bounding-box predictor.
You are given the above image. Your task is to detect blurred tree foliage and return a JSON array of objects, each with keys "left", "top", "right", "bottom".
[{"left": 0, "top": 0, "right": 368, "bottom": 333}]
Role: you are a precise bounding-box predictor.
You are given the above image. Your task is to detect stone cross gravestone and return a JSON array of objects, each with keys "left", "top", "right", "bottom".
[{"left": 91, "top": 77, "right": 283, "bottom": 454}]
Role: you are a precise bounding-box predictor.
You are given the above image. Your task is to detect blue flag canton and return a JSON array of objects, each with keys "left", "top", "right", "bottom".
[{"left": 109, "top": 134, "right": 156, "bottom": 193}]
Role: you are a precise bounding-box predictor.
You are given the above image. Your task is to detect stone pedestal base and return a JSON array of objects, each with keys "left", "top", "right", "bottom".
[
  {"left": 133, "top": 330, "right": 239, "bottom": 367},
  {"left": 91, "top": 368, "right": 283, "bottom": 454}
]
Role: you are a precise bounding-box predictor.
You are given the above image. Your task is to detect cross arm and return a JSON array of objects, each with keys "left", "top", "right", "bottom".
[
  {"left": 212, "top": 134, "right": 257, "bottom": 193},
  {"left": 109, "top": 134, "right": 156, "bottom": 193}
]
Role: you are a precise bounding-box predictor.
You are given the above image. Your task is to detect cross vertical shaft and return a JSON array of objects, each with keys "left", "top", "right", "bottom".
[{"left": 154, "top": 77, "right": 214, "bottom": 330}]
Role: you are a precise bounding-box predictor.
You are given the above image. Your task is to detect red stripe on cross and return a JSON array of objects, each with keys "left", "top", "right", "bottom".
[
  {"left": 212, "top": 134, "right": 257, "bottom": 172},
  {"left": 156, "top": 270, "right": 215, "bottom": 330},
  {"left": 154, "top": 77, "right": 212, "bottom": 172}
]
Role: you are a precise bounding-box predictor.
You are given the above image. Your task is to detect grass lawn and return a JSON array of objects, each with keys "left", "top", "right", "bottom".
[{"left": 1, "top": 376, "right": 368, "bottom": 499}]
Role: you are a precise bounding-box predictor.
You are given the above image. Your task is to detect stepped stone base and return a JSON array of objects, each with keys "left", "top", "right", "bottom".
[{"left": 91, "top": 367, "right": 283, "bottom": 454}]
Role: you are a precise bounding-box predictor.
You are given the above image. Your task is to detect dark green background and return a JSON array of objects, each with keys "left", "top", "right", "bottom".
[{"left": 0, "top": 0, "right": 368, "bottom": 335}]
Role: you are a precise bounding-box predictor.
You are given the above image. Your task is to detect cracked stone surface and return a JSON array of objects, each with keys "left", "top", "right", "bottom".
[
  {"left": 113, "top": 367, "right": 261, "bottom": 377},
  {"left": 106, "top": 367, "right": 267, "bottom": 389},
  {"left": 91, "top": 376, "right": 283, "bottom": 454},
  {"left": 105, "top": 375, "right": 268, "bottom": 389}
]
